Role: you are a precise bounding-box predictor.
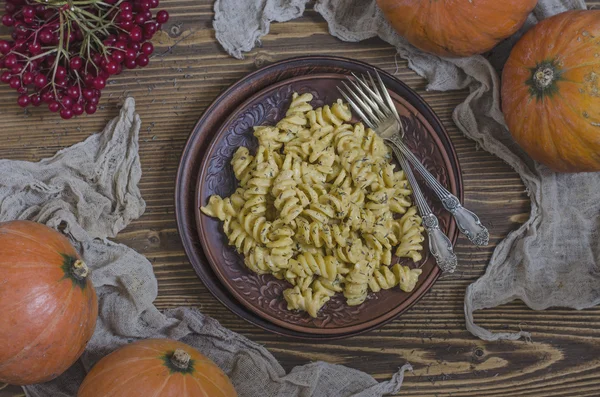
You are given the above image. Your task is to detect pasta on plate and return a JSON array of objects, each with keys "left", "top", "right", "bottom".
[{"left": 201, "top": 92, "right": 425, "bottom": 318}]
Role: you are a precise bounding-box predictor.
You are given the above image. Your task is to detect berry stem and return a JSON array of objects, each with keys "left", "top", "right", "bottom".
[{"left": 50, "top": 11, "right": 66, "bottom": 97}]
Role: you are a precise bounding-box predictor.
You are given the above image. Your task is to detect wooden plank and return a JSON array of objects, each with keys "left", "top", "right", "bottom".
[{"left": 2, "top": 1, "right": 600, "bottom": 396}]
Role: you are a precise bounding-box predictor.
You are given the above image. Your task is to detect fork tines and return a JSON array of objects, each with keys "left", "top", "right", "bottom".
[{"left": 336, "top": 69, "right": 401, "bottom": 129}]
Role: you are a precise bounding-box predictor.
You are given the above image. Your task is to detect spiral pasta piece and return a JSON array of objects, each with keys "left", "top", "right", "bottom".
[
  {"left": 266, "top": 226, "right": 295, "bottom": 268},
  {"left": 283, "top": 285, "right": 333, "bottom": 318},
  {"left": 226, "top": 220, "right": 256, "bottom": 257},
  {"left": 314, "top": 275, "right": 345, "bottom": 294},
  {"left": 277, "top": 270, "right": 313, "bottom": 292},
  {"left": 366, "top": 263, "right": 421, "bottom": 293},
  {"left": 296, "top": 183, "right": 328, "bottom": 206},
  {"left": 230, "top": 147, "right": 255, "bottom": 187},
  {"left": 244, "top": 246, "right": 273, "bottom": 275},
  {"left": 394, "top": 207, "right": 425, "bottom": 262},
  {"left": 271, "top": 157, "right": 303, "bottom": 224},
  {"left": 398, "top": 265, "right": 422, "bottom": 292},
  {"left": 362, "top": 127, "right": 390, "bottom": 159},
  {"left": 200, "top": 195, "right": 235, "bottom": 221},
  {"left": 277, "top": 93, "right": 313, "bottom": 135},
  {"left": 287, "top": 252, "right": 340, "bottom": 281},
  {"left": 343, "top": 260, "right": 375, "bottom": 306},
  {"left": 368, "top": 264, "right": 401, "bottom": 292}
]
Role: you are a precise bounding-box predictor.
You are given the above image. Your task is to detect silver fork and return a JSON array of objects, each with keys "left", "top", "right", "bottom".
[
  {"left": 338, "top": 70, "right": 489, "bottom": 247},
  {"left": 338, "top": 76, "right": 455, "bottom": 273}
]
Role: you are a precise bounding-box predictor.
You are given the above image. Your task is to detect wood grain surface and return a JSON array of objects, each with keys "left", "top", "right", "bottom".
[{"left": 2, "top": 2, "right": 600, "bottom": 396}]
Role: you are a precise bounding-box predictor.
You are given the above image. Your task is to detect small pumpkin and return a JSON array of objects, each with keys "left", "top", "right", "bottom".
[
  {"left": 78, "top": 339, "right": 238, "bottom": 397},
  {"left": 0, "top": 221, "right": 98, "bottom": 385},
  {"left": 502, "top": 10, "right": 600, "bottom": 172},
  {"left": 376, "top": 0, "right": 537, "bottom": 57}
]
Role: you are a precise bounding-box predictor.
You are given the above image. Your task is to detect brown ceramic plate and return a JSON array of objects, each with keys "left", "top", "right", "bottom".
[
  {"left": 195, "top": 73, "right": 459, "bottom": 335},
  {"left": 176, "top": 56, "right": 462, "bottom": 339}
]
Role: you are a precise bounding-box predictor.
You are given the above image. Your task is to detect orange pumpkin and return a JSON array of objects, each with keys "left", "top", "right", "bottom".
[
  {"left": 376, "top": 0, "right": 537, "bottom": 57},
  {"left": 78, "top": 339, "right": 238, "bottom": 397},
  {"left": 0, "top": 221, "right": 98, "bottom": 385},
  {"left": 502, "top": 10, "right": 600, "bottom": 172}
]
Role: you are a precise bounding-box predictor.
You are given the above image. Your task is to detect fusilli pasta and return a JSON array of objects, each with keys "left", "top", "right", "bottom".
[{"left": 201, "top": 92, "right": 426, "bottom": 318}]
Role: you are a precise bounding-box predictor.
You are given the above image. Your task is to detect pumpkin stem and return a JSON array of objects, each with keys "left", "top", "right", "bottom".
[
  {"left": 533, "top": 67, "right": 555, "bottom": 89},
  {"left": 171, "top": 349, "right": 191, "bottom": 370},
  {"left": 72, "top": 259, "right": 89, "bottom": 279}
]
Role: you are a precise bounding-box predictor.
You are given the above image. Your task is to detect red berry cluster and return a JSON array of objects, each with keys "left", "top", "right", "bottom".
[{"left": 0, "top": 0, "right": 169, "bottom": 119}]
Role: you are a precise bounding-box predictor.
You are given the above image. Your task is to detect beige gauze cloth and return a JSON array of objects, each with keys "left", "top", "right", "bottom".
[
  {"left": 213, "top": 0, "right": 600, "bottom": 342},
  {"left": 16, "top": 98, "right": 410, "bottom": 397}
]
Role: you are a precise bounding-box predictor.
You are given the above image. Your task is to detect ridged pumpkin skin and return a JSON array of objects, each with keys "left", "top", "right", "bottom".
[
  {"left": 0, "top": 221, "right": 98, "bottom": 385},
  {"left": 502, "top": 10, "right": 600, "bottom": 172},
  {"left": 377, "top": 0, "right": 537, "bottom": 57},
  {"left": 78, "top": 339, "right": 238, "bottom": 397}
]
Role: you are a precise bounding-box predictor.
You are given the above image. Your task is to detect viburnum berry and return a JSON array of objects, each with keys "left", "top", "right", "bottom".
[
  {"left": 5, "top": 3, "right": 16, "bottom": 14},
  {"left": 62, "top": 96, "right": 74, "bottom": 109},
  {"left": 130, "top": 26, "right": 143, "bottom": 42},
  {"left": 104, "top": 61, "right": 118, "bottom": 75},
  {"left": 114, "top": 40, "right": 127, "bottom": 51},
  {"left": 0, "top": 71, "right": 11, "bottom": 84},
  {"left": 11, "top": 63, "right": 23, "bottom": 74},
  {"left": 22, "top": 6, "right": 35, "bottom": 18},
  {"left": 39, "top": 29, "right": 53, "bottom": 44},
  {"left": 156, "top": 10, "right": 169, "bottom": 24},
  {"left": 28, "top": 42, "right": 42, "bottom": 55},
  {"left": 34, "top": 74, "right": 47, "bottom": 88},
  {"left": 22, "top": 72, "right": 34, "bottom": 85},
  {"left": 60, "top": 108, "right": 73, "bottom": 120},
  {"left": 119, "top": 10, "right": 133, "bottom": 21},
  {"left": 3, "top": 54, "right": 17, "bottom": 68},
  {"left": 125, "top": 58, "right": 137, "bottom": 69},
  {"left": 141, "top": 42, "right": 154, "bottom": 55},
  {"left": 134, "top": 13, "right": 146, "bottom": 25},
  {"left": 136, "top": 54, "right": 149, "bottom": 67},
  {"left": 1, "top": 14, "right": 15, "bottom": 27},
  {"left": 85, "top": 104, "right": 97, "bottom": 114},
  {"left": 55, "top": 66, "right": 67, "bottom": 81},
  {"left": 93, "top": 76, "right": 106, "bottom": 90},
  {"left": 0, "top": 0, "right": 168, "bottom": 117},
  {"left": 70, "top": 56, "right": 83, "bottom": 70},
  {"left": 67, "top": 86, "right": 80, "bottom": 99},
  {"left": 111, "top": 51, "right": 125, "bottom": 64},
  {"left": 143, "top": 22, "right": 157, "bottom": 38},
  {"left": 9, "top": 76, "right": 20, "bottom": 89},
  {"left": 48, "top": 101, "right": 60, "bottom": 113},
  {"left": 0, "top": 40, "right": 11, "bottom": 55},
  {"left": 120, "top": 2, "right": 132, "bottom": 12},
  {"left": 139, "top": 0, "right": 152, "bottom": 11},
  {"left": 122, "top": 48, "right": 135, "bottom": 60},
  {"left": 72, "top": 103, "right": 84, "bottom": 115},
  {"left": 82, "top": 88, "right": 95, "bottom": 100},
  {"left": 30, "top": 94, "right": 42, "bottom": 107},
  {"left": 41, "top": 91, "right": 54, "bottom": 103},
  {"left": 17, "top": 94, "right": 30, "bottom": 107}
]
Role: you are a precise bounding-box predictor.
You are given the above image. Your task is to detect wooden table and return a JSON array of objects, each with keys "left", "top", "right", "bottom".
[{"left": 2, "top": 2, "right": 600, "bottom": 396}]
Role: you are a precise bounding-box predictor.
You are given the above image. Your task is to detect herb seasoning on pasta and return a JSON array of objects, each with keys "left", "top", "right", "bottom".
[{"left": 201, "top": 93, "right": 424, "bottom": 318}]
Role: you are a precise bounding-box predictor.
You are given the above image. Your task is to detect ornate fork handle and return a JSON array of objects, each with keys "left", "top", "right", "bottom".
[
  {"left": 389, "top": 144, "right": 458, "bottom": 273},
  {"left": 386, "top": 133, "right": 489, "bottom": 247}
]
